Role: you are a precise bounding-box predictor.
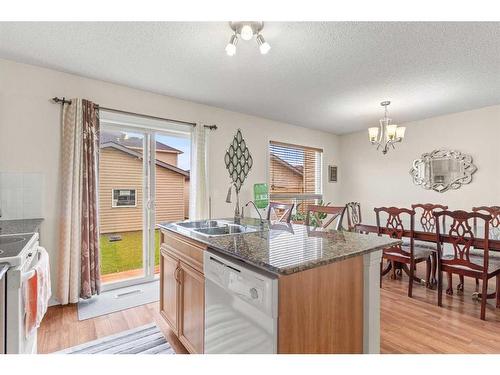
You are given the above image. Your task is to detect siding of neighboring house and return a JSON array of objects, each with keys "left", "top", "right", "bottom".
[
  {"left": 269, "top": 156, "right": 303, "bottom": 194},
  {"left": 126, "top": 147, "right": 179, "bottom": 166},
  {"left": 99, "top": 147, "right": 187, "bottom": 233},
  {"left": 184, "top": 179, "right": 190, "bottom": 219},
  {"left": 269, "top": 154, "right": 319, "bottom": 217},
  {"left": 155, "top": 151, "right": 179, "bottom": 166}
]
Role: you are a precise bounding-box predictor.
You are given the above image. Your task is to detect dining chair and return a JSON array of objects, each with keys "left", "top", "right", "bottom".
[
  {"left": 267, "top": 201, "right": 294, "bottom": 223},
  {"left": 473, "top": 206, "right": 500, "bottom": 234},
  {"left": 411, "top": 203, "right": 448, "bottom": 232},
  {"left": 434, "top": 210, "right": 500, "bottom": 320},
  {"left": 375, "top": 206, "right": 432, "bottom": 297},
  {"left": 411, "top": 203, "right": 448, "bottom": 288},
  {"left": 471, "top": 206, "right": 500, "bottom": 289},
  {"left": 305, "top": 205, "right": 346, "bottom": 230},
  {"left": 344, "top": 202, "right": 362, "bottom": 231}
]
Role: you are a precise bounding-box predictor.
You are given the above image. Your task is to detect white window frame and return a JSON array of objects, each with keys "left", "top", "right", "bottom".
[{"left": 111, "top": 188, "right": 137, "bottom": 208}]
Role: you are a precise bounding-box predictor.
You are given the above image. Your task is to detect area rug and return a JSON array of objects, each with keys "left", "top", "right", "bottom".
[
  {"left": 77, "top": 280, "right": 159, "bottom": 320},
  {"left": 56, "top": 323, "right": 175, "bottom": 354}
]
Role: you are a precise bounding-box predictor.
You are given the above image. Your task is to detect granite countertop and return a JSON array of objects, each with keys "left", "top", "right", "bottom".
[
  {"left": 0, "top": 218, "right": 44, "bottom": 236},
  {"left": 158, "top": 218, "right": 400, "bottom": 275}
]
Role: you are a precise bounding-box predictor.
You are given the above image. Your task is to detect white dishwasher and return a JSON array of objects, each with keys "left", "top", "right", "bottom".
[{"left": 204, "top": 250, "right": 278, "bottom": 354}]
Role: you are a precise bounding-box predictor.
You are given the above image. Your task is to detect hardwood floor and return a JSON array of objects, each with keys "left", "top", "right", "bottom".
[
  {"left": 37, "top": 301, "right": 188, "bottom": 354},
  {"left": 38, "top": 264, "right": 500, "bottom": 354},
  {"left": 380, "top": 264, "right": 500, "bottom": 353}
]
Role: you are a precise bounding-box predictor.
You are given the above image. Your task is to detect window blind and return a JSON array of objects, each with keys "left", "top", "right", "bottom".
[{"left": 269, "top": 141, "right": 323, "bottom": 208}]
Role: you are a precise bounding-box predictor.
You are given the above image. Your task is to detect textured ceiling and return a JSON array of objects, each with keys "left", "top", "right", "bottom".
[{"left": 1, "top": 22, "right": 500, "bottom": 134}]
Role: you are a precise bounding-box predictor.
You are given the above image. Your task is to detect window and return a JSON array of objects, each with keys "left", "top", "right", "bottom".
[
  {"left": 268, "top": 141, "right": 323, "bottom": 220},
  {"left": 112, "top": 188, "right": 136, "bottom": 207}
]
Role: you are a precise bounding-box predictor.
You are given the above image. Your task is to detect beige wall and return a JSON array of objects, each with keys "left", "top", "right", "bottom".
[
  {"left": 0, "top": 58, "right": 341, "bottom": 300},
  {"left": 99, "top": 148, "right": 186, "bottom": 233},
  {"left": 338, "top": 104, "right": 500, "bottom": 225}
]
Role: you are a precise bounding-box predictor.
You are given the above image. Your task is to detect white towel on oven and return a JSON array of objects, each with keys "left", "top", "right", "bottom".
[{"left": 35, "top": 246, "right": 51, "bottom": 328}]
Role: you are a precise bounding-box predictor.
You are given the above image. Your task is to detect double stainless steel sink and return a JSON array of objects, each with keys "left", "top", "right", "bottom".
[{"left": 175, "top": 220, "right": 261, "bottom": 237}]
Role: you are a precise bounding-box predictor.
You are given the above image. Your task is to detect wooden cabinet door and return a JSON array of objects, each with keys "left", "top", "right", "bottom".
[
  {"left": 160, "top": 248, "right": 180, "bottom": 334},
  {"left": 178, "top": 261, "right": 205, "bottom": 354}
]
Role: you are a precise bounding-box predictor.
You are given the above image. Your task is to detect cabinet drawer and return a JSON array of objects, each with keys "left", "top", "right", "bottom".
[{"left": 162, "top": 231, "right": 206, "bottom": 273}]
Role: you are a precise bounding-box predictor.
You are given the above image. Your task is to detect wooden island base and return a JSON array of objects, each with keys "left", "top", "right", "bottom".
[
  {"left": 278, "top": 256, "right": 364, "bottom": 353},
  {"left": 160, "top": 229, "right": 383, "bottom": 354}
]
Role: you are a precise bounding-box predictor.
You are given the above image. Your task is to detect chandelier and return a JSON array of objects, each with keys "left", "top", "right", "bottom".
[
  {"left": 225, "top": 21, "right": 271, "bottom": 56},
  {"left": 368, "top": 101, "right": 406, "bottom": 154}
]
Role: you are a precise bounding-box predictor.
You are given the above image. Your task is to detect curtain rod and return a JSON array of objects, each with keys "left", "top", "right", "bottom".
[{"left": 51, "top": 97, "right": 217, "bottom": 130}]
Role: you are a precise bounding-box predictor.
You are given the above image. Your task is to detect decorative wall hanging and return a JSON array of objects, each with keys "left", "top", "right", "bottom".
[
  {"left": 328, "top": 165, "right": 338, "bottom": 183},
  {"left": 409, "top": 149, "right": 477, "bottom": 193},
  {"left": 224, "top": 129, "right": 253, "bottom": 192}
]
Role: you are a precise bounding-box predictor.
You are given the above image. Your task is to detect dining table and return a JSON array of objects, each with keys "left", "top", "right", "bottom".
[{"left": 354, "top": 221, "right": 500, "bottom": 299}]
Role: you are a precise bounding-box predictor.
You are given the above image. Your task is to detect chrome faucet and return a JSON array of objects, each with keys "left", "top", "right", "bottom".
[
  {"left": 245, "top": 201, "right": 265, "bottom": 227},
  {"left": 225, "top": 182, "right": 241, "bottom": 223}
]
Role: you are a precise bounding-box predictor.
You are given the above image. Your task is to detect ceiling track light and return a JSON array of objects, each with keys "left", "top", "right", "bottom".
[{"left": 225, "top": 21, "right": 271, "bottom": 56}]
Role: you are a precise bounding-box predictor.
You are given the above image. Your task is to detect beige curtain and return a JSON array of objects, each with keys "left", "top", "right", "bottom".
[
  {"left": 190, "top": 124, "right": 209, "bottom": 220},
  {"left": 57, "top": 99, "right": 101, "bottom": 304}
]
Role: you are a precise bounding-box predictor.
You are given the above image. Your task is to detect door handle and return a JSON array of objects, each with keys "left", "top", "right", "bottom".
[{"left": 147, "top": 199, "right": 155, "bottom": 210}]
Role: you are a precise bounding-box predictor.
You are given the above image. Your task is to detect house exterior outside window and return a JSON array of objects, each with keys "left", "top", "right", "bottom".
[{"left": 268, "top": 141, "right": 323, "bottom": 222}]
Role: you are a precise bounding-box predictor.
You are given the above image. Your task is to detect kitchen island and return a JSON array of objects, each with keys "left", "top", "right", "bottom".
[{"left": 157, "top": 218, "right": 399, "bottom": 354}]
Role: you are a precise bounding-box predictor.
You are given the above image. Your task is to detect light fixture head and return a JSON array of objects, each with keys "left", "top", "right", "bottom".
[
  {"left": 368, "top": 127, "right": 379, "bottom": 143},
  {"left": 240, "top": 24, "right": 254, "bottom": 40},
  {"left": 256, "top": 34, "right": 271, "bottom": 54},
  {"left": 229, "top": 21, "right": 263, "bottom": 37},
  {"left": 225, "top": 34, "right": 238, "bottom": 56}
]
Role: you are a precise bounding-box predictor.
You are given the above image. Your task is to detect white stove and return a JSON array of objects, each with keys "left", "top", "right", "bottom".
[
  {"left": 0, "top": 232, "right": 40, "bottom": 354},
  {"left": 0, "top": 234, "right": 36, "bottom": 267}
]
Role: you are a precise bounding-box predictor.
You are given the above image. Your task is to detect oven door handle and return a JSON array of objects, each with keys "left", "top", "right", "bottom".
[
  {"left": 21, "top": 269, "right": 37, "bottom": 283},
  {"left": 20, "top": 250, "right": 42, "bottom": 283}
]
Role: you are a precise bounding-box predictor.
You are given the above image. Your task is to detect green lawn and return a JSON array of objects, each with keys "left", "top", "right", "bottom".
[{"left": 100, "top": 230, "right": 160, "bottom": 275}]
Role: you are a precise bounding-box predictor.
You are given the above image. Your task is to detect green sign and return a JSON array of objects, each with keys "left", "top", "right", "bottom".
[{"left": 253, "top": 183, "right": 269, "bottom": 209}]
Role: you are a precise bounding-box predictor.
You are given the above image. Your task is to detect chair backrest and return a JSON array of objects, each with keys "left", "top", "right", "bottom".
[
  {"left": 267, "top": 201, "right": 294, "bottom": 223},
  {"left": 434, "top": 210, "right": 491, "bottom": 273},
  {"left": 305, "top": 205, "right": 345, "bottom": 230},
  {"left": 472, "top": 206, "right": 500, "bottom": 228},
  {"left": 374, "top": 206, "right": 415, "bottom": 257},
  {"left": 411, "top": 203, "right": 448, "bottom": 232},
  {"left": 345, "top": 202, "right": 362, "bottom": 231}
]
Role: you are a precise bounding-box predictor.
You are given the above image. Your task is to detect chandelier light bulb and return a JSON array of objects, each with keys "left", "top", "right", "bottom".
[
  {"left": 396, "top": 126, "right": 406, "bottom": 139},
  {"left": 240, "top": 25, "right": 254, "bottom": 40}
]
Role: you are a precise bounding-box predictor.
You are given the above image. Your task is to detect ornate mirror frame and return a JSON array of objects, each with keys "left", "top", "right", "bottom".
[{"left": 409, "top": 149, "right": 477, "bottom": 193}]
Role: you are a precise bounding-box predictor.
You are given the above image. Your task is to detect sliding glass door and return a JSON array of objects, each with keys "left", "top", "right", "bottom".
[{"left": 98, "top": 111, "right": 192, "bottom": 290}]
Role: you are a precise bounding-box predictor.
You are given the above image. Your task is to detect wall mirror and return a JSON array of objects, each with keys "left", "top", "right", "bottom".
[{"left": 409, "top": 149, "right": 477, "bottom": 193}]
